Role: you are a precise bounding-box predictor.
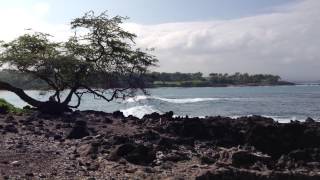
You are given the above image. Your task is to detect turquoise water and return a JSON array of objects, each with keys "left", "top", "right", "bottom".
[{"left": 1, "top": 85, "right": 320, "bottom": 122}]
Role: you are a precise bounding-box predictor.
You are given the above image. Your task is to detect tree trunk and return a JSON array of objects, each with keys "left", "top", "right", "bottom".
[
  {"left": 0, "top": 80, "right": 43, "bottom": 107},
  {"left": 0, "top": 80, "right": 70, "bottom": 114}
]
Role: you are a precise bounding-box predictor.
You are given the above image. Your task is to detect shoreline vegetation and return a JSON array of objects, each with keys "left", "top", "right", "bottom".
[
  {"left": 0, "top": 70, "right": 294, "bottom": 90},
  {"left": 0, "top": 100, "right": 319, "bottom": 179}
]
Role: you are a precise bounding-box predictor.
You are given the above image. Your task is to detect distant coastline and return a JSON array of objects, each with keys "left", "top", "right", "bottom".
[
  {"left": 150, "top": 81, "right": 295, "bottom": 88},
  {"left": 0, "top": 69, "right": 295, "bottom": 89}
]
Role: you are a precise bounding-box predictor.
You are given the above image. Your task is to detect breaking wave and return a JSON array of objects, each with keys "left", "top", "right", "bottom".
[
  {"left": 125, "top": 95, "right": 245, "bottom": 104},
  {"left": 120, "top": 105, "right": 160, "bottom": 119}
]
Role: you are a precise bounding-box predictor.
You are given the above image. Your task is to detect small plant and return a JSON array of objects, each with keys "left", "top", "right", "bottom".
[{"left": 0, "top": 98, "right": 23, "bottom": 114}]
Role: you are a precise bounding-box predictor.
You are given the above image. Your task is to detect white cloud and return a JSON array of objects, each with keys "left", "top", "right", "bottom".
[
  {"left": 0, "top": 0, "right": 319, "bottom": 81},
  {"left": 124, "top": 0, "right": 320, "bottom": 81},
  {"left": 0, "top": 2, "right": 71, "bottom": 42}
]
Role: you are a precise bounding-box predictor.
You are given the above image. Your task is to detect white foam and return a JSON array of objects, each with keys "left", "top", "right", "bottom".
[
  {"left": 120, "top": 105, "right": 160, "bottom": 119},
  {"left": 156, "top": 97, "right": 220, "bottom": 103},
  {"left": 125, "top": 95, "right": 149, "bottom": 103},
  {"left": 231, "top": 114, "right": 304, "bottom": 123},
  {"left": 126, "top": 95, "right": 245, "bottom": 104},
  {"left": 263, "top": 115, "right": 301, "bottom": 123}
]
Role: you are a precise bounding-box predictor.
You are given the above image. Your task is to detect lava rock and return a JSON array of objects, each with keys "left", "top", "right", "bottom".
[
  {"left": 4, "top": 124, "right": 18, "bottom": 133},
  {"left": 305, "top": 117, "right": 315, "bottom": 123},
  {"left": 162, "top": 111, "right": 174, "bottom": 119},
  {"left": 232, "top": 150, "right": 271, "bottom": 167},
  {"left": 103, "top": 117, "right": 113, "bottom": 124},
  {"left": 112, "top": 111, "right": 124, "bottom": 118},
  {"left": 143, "top": 112, "right": 161, "bottom": 119},
  {"left": 163, "top": 151, "right": 190, "bottom": 162},
  {"left": 66, "top": 120, "right": 90, "bottom": 139},
  {"left": 110, "top": 143, "right": 156, "bottom": 165}
]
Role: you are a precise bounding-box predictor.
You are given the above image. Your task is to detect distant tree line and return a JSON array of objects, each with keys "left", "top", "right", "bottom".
[
  {"left": 0, "top": 70, "right": 293, "bottom": 89},
  {"left": 208, "top": 72, "right": 281, "bottom": 85},
  {"left": 144, "top": 72, "right": 292, "bottom": 87}
]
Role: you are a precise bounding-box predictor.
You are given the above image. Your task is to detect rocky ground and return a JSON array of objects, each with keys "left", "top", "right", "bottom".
[{"left": 0, "top": 110, "right": 320, "bottom": 180}]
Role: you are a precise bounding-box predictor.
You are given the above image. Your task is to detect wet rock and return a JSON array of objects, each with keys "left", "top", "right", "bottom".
[
  {"left": 127, "top": 115, "right": 140, "bottom": 121},
  {"left": 305, "top": 117, "right": 315, "bottom": 123},
  {"left": 169, "top": 118, "right": 211, "bottom": 139},
  {"left": 66, "top": 120, "right": 90, "bottom": 139},
  {"left": 112, "top": 111, "right": 124, "bottom": 118},
  {"left": 162, "top": 111, "right": 174, "bottom": 119},
  {"left": 143, "top": 112, "right": 161, "bottom": 119}
]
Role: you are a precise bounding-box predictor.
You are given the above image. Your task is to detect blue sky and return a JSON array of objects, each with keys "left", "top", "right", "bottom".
[
  {"left": 2, "top": 0, "right": 298, "bottom": 24},
  {"left": 0, "top": 0, "right": 319, "bottom": 81}
]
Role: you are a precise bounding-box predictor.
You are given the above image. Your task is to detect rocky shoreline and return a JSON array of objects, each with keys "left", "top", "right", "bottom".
[{"left": 0, "top": 110, "right": 320, "bottom": 179}]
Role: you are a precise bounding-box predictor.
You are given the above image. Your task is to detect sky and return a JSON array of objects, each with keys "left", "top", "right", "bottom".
[{"left": 0, "top": 0, "right": 319, "bottom": 81}]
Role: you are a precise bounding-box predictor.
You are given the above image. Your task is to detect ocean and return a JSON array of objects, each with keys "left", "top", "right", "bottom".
[{"left": 1, "top": 85, "right": 320, "bottom": 123}]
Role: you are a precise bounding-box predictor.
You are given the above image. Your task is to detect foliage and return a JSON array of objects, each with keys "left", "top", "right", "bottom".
[
  {"left": 0, "top": 98, "right": 23, "bottom": 114},
  {"left": 208, "top": 72, "right": 281, "bottom": 85},
  {"left": 0, "top": 11, "right": 157, "bottom": 111},
  {"left": 146, "top": 72, "right": 287, "bottom": 86}
]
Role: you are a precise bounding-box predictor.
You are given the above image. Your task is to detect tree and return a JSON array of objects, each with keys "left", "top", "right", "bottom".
[{"left": 0, "top": 11, "right": 157, "bottom": 114}]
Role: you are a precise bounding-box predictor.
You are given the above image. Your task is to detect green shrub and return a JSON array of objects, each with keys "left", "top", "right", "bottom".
[{"left": 0, "top": 98, "right": 23, "bottom": 114}]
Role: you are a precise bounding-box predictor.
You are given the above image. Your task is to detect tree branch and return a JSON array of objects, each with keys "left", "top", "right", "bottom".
[{"left": 0, "top": 80, "right": 44, "bottom": 107}]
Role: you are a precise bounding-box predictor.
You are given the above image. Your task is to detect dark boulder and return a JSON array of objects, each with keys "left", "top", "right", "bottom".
[
  {"left": 196, "top": 167, "right": 320, "bottom": 180},
  {"left": 162, "top": 111, "right": 174, "bottom": 119},
  {"left": 66, "top": 120, "right": 90, "bottom": 139},
  {"left": 288, "top": 148, "right": 320, "bottom": 162},
  {"left": 109, "top": 135, "right": 131, "bottom": 145},
  {"left": 112, "top": 111, "right": 124, "bottom": 118},
  {"left": 305, "top": 117, "right": 315, "bottom": 123},
  {"left": 143, "top": 112, "right": 161, "bottom": 119},
  {"left": 245, "top": 122, "right": 320, "bottom": 158},
  {"left": 232, "top": 150, "right": 271, "bottom": 167},
  {"left": 109, "top": 143, "right": 156, "bottom": 165}
]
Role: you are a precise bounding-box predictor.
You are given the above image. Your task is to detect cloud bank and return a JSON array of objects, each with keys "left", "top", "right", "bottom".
[
  {"left": 0, "top": 0, "right": 319, "bottom": 81},
  {"left": 125, "top": 0, "right": 320, "bottom": 81}
]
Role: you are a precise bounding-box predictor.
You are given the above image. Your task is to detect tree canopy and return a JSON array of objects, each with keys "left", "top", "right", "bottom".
[{"left": 0, "top": 11, "right": 157, "bottom": 114}]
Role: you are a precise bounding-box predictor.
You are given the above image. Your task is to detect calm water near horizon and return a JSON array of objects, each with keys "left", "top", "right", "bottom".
[{"left": 1, "top": 85, "right": 320, "bottom": 123}]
